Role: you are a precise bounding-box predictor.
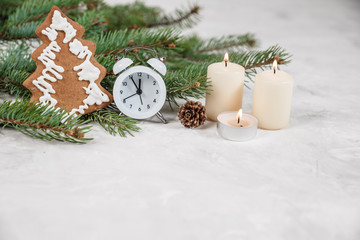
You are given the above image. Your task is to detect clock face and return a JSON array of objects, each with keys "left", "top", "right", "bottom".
[{"left": 113, "top": 66, "right": 166, "bottom": 119}]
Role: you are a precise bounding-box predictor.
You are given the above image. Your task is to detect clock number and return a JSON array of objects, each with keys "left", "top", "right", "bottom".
[
  {"left": 153, "top": 99, "right": 156, "bottom": 103},
  {"left": 138, "top": 107, "right": 141, "bottom": 112},
  {"left": 137, "top": 72, "right": 142, "bottom": 77},
  {"left": 156, "top": 90, "right": 159, "bottom": 94},
  {"left": 129, "top": 104, "right": 132, "bottom": 109},
  {"left": 153, "top": 81, "right": 156, "bottom": 85},
  {"left": 147, "top": 74, "right": 150, "bottom": 79},
  {"left": 122, "top": 82, "right": 127, "bottom": 86},
  {"left": 120, "top": 90, "right": 123, "bottom": 94},
  {"left": 147, "top": 104, "right": 150, "bottom": 109}
]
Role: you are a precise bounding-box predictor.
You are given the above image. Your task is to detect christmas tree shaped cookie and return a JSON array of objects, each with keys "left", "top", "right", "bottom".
[{"left": 23, "top": 6, "right": 113, "bottom": 115}]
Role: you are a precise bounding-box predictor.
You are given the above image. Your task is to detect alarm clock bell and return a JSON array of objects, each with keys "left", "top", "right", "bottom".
[
  {"left": 113, "top": 58, "right": 133, "bottom": 74},
  {"left": 147, "top": 58, "right": 167, "bottom": 76}
]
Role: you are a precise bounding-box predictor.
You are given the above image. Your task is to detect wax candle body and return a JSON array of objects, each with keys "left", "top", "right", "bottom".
[
  {"left": 205, "top": 62, "right": 245, "bottom": 121},
  {"left": 252, "top": 70, "right": 293, "bottom": 130}
]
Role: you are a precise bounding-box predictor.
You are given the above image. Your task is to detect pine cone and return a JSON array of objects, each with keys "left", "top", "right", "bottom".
[{"left": 178, "top": 101, "right": 206, "bottom": 128}]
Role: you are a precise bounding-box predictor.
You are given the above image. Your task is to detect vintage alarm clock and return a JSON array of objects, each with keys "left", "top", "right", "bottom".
[{"left": 112, "top": 47, "right": 167, "bottom": 123}]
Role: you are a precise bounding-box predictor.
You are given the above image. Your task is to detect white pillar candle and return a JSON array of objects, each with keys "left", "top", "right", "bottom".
[
  {"left": 252, "top": 60, "right": 294, "bottom": 130},
  {"left": 205, "top": 53, "right": 245, "bottom": 121}
]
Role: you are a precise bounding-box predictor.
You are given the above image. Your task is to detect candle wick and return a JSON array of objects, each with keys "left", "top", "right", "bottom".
[
  {"left": 273, "top": 68, "right": 276, "bottom": 74},
  {"left": 225, "top": 61, "right": 228, "bottom": 67},
  {"left": 237, "top": 118, "right": 240, "bottom": 124}
]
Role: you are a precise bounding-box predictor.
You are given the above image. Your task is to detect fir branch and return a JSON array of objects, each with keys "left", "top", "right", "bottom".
[
  {"left": 102, "top": 2, "right": 199, "bottom": 30},
  {"left": 102, "top": 1, "right": 161, "bottom": 31},
  {"left": 85, "top": 109, "right": 140, "bottom": 137},
  {"left": 165, "top": 63, "right": 209, "bottom": 106},
  {"left": 19, "top": 4, "right": 79, "bottom": 24},
  {"left": 170, "top": 45, "right": 292, "bottom": 82},
  {"left": 0, "top": 73, "right": 31, "bottom": 100},
  {"left": 96, "top": 54, "right": 117, "bottom": 74},
  {"left": 6, "top": 0, "right": 82, "bottom": 25},
  {"left": 1, "top": 0, "right": 103, "bottom": 40},
  {"left": 75, "top": 10, "right": 107, "bottom": 37},
  {"left": 234, "top": 45, "right": 292, "bottom": 80},
  {"left": 5, "top": 21, "right": 42, "bottom": 40},
  {"left": 174, "top": 81, "right": 201, "bottom": 92},
  {"left": 100, "top": 75, "right": 116, "bottom": 95},
  {"left": 170, "top": 34, "right": 258, "bottom": 66},
  {"left": 0, "top": 43, "right": 34, "bottom": 99},
  {"left": 147, "top": 5, "right": 200, "bottom": 29},
  {"left": 244, "top": 54, "right": 289, "bottom": 70},
  {"left": 92, "top": 28, "right": 181, "bottom": 56},
  {"left": 0, "top": 0, "right": 23, "bottom": 28},
  {"left": 196, "top": 34, "right": 257, "bottom": 53},
  {"left": 0, "top": 100, "right": 93, "bottom": 143}
]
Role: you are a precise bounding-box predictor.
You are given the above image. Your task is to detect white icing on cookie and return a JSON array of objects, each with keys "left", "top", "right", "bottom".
[
  {"left": 41, "top": 27, "right": 57, "bottom": 41},
  {"left": 41, "top": 10, "right": 77, "bottom": 43},
  {"left": 69, "top": 39, "right": 110, "bottom": 115},
  {"left": 32, "top": 41, "right": 64, "bottom": 106}
]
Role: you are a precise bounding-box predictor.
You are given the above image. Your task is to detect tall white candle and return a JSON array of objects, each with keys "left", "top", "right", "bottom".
[
  {"left": 252, "top": 60, "right": 293, "bottom": 130},
  {"left": 205, "top": 53, "right": 245, "bottom": 121}
]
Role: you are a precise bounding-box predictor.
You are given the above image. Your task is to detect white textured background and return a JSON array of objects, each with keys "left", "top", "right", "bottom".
[{"left": 1, "top": 0, "right": 360, "bottom": 239}]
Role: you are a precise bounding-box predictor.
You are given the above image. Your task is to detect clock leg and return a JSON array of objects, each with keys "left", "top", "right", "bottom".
[
  {"left": 156, "top": 112, "right": 168, "bottom": 124},
  {"left": 108, "top": 102, "right": 121, "bottom": 113},
  {"left": 108, "top": 103, "right": 124, "bottom": 116}
]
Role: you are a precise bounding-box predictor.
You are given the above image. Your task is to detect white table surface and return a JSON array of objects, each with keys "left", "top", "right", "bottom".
[{"left": 1, "top": 0, "right": 360, "bottom": 239}]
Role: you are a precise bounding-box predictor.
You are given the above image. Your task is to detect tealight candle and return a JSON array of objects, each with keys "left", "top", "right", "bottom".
[{"left": 217, "top": 109, "right": 258, "bottom": 141}]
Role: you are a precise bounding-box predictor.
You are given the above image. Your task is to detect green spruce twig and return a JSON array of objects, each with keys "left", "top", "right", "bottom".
[
  {"left": 0, "top": 100, "right": 93, "bottom": 143},
  {"left": 0, "top": 43, "right": 34, "bottom": 99},
  {"left": 93, "top": 28, "right": 181, "bottom": 56},
  {"left": 239, "top": 45, "right": 292, "bottom": 80},
  {"left": 195, "top": 34, "right": 257, "bottom": 53},
  {"left": 103, "top": 2, "right": 199, "bottom": 30},
  {"left": 165, "top": 63, "right": 208, "bottom": 106},
  {"left": 85, "top": 109, "right": 140, "bottom": 137},
  {"left": 147, "top": 4, "right": 200, "bottom": 29},
  {"left": 0, "top": 0, "right": 104, "bottom": 40},
  {"left": 102, "top": 1, "right": 161, "bottom": 30}
]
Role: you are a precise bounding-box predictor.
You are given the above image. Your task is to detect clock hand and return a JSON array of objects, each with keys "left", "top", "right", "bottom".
[
  {"left": 139, "top": 95, "right": 143, "bottom": 105},
  {"left": 129, "top": 75, "right": 139, "bottom": 90},
  {"left": 139, "top": 78, "right": 143, "bottom": 105},
  {"left": 123, "top": 93, "right": 137, "bottom": 101}
]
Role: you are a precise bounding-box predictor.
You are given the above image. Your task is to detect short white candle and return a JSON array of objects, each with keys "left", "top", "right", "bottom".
[
  {"left": 252, "top": 60, "right": 294, "bottom": 130},
  {"left": 205, "top": 53, "right": 245, "bottom": 121},
  {"left": 217, "top": 109, "right": 258, "bottom": 141}
]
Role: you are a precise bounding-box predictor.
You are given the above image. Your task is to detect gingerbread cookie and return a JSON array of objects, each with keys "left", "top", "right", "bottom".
[{"left": 23, "top": 6, "right": 113, "bottom": 115}]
